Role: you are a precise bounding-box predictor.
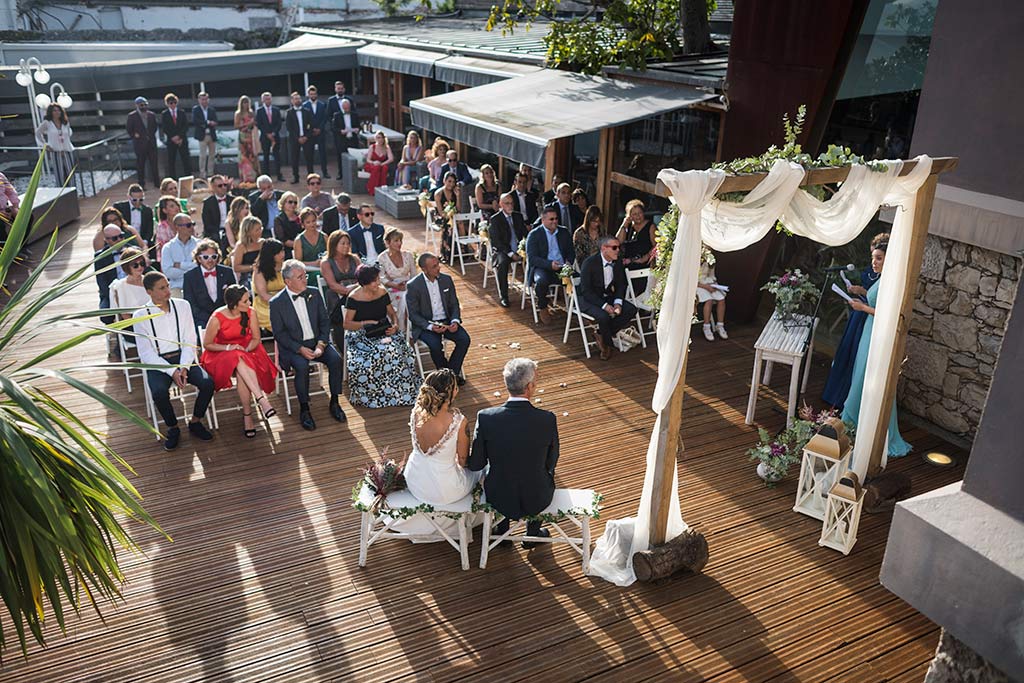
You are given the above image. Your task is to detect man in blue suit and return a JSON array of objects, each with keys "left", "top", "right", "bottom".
[
  {"left": 347, "top": 204, "right": 386, "bottom": 262},
  {"left": 191, "top": 91, "right": 219, "bottom": 179},
  {"left": 526, "top": 206, "right": 575, "bottom": 325},
  {"left": 302, "top": 85, "right": 330, "bottom": 178}
]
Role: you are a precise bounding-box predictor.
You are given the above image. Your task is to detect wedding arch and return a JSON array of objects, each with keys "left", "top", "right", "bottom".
[{"left": 588, "top": 154, "right": 959, "bottom": 586}]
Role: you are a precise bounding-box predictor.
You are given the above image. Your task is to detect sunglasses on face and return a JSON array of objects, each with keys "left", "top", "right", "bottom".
[
  {"left": 285, "top": 200, "right": 297, "bottom": 205},
  {"left": 199, "top": 253, "right": 219, "bottom": 261},
  {"left": 129, "top": 261, "right": 145, "bottom": 269},
  {"left": 606, "top": 244, "right": 620, "bottom": 250},
  {"left": 176, "top": 222, "right": 195, "bottom": 228},
  {"left": 130, "top": 197, "right": 144, "bottom": 203},
  {"left": 363, "top": 211, "right": 375, "bottom": 217},
  {"left": 216, "top": 183, "right": 227, "bottom": 189},
  {"left": 308, "top": 181, "right": 321, "bottom": 186}
]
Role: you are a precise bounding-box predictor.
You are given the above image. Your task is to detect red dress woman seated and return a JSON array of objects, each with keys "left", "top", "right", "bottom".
[
  {"left": 364, "top": 130, "right": 394, "bottom": 197},
  {"left": 201, "top": 284, "right": 279, "bottom": 438}
]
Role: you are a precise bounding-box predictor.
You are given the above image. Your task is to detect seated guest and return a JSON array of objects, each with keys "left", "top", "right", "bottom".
[
  {"left": 436, "top": 149, "right": 473, "bottom": 188},
  {"left": 321, "top": 192, "right": 358, "bottom": 234},
  {"left": 273, "top": 191, "right": 301, "bottom": 257},
  {"left": 488, "top": 192, "right": 528, "bottom": 308},
  {"left": 422, "top": 137, "right": 450, "bottom": 190},
  {"left": 616, "top": 199, "right": 656, "bottom": 269},
  {"left": 514, "top": 163, "right": 536, "bottom": 193},
  {"left": 248, "top": 175, "right": 282, "bottom": 233},
  {"left": 92, "top": 207, "right": 148, "bottom": 264},
  {"left": 109, "top": 247, "right": 152, "bottom": 330},
  {"left": 342, "top": 264, "right": 421, "bottom": 408},
  {"left": 299, "top": 173, "right": 332, "bottom": 215},
  {"left": 432, "top": 172, "right": 461, "bottom": 263},
  {"left": 155, "top": 196, "right": 181, "bottom": 266},
  {"left": 406, "top": 253, "right": 471, "bottom": 384},
  {"left": 113, "top": 183, "right": 155, "bottom": 253},
  {"left": 320, "top": 230, "right": 359, "bottom": 349},
  {"left": 159, "top": 213, "right": 199, "bottom": 297},
  {"left": 231, "top": 216, "right": 264, "bottom": 288},
  {"left": 182, "top": 238, "right": 235, "bottom": 329},
  {"left": 224, "top": 195, "right": 250, "bottom": 251},
  {"left": 347, "top": 203, "right": 385, "bottom": 262},
  {"left": 395, "top": 130, "right": 424, "bottom": 187},
  {"left": 95, "top": 224, "right": 128, "bottom": 329},
  {"left": 577, "top": 236, "right": 638, "bottom": 361},
  {"left": 202, "top": 174, "right": 231, "bottom": 240},
  {"left": 512, "top": 171, "right": 540, "bottom": 224},
  {"left": 696, "top": 244, "right": 728, "bottom": 342},
  {"left": 293, "top": 207, "right": 326, "bottom": 269},
  {"left": 159, "top": 177, "right": 188, "bottom": 214},
  {"left": 474, "top": 164, "right": 500, "bottom": 221},
  {"left": 571, "top": 187, "right": 589, "bottom": 217},
  {"left": 543, "top": 182, "right": 584, "bottom": 232},
  {"left": 364, "top": 130, "right": 393, "bottom": 196},
  {"left": 377, "top": 227, "right": 416, "bottom": 331},
  {"left": 542, "top": 174, "right": 562, "bottom": 207},
  {"left": 269, "top": 259, "right": 347, "bottom": 430},
  {"left": 467, "top": 357, "right": 558, "bottom": 545},
  {"left": 252, "top": 238, "right": 286, "bottom": 333},
  {"left": 525, "top": 207, "right": 575, "bottom": 325},
  {"left": 132, "top": 271, "right": 215, "bottom": 451},
  {"left": 200, "top": 285, "right": 278, "bottom": 438},
  {"left": 573, "top": 205, "right": 606, "bottom": 268}
]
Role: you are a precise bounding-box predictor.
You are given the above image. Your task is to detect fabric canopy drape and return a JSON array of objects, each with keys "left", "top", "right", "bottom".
[{"left": 587, "top": 156, "right": 933, "bottom": 586}]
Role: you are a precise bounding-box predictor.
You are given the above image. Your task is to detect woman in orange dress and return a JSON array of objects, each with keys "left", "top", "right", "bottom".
[
  {"left": 201, "top": 284, "right": 278, "bottom": 437},
  {"left": 364, "top": 130, "right": 394, "bottom": 196}
]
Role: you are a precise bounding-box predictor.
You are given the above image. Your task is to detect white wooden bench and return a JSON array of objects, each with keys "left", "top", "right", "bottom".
[
  {"left": 477, "top": 488, "right": 602, "bottom": 571},
  {"left": 352, "top": 482, "right": 477, "bottom": 571},
  {"left": 745, "top": 312, "right": 819, "bottom": 427}
]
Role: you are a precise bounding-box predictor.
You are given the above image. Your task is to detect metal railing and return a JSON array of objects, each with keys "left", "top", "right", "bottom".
[{"left": 0, "top": 131, "right": 129, "bottom": 198}]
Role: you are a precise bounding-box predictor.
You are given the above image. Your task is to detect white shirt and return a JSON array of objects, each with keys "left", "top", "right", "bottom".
[
  {"left": 129, "top": 206, "right": 142, "bottom": 231},
  {"left": 361, "top": 225, "right": 379, "bottom": 263},
  {"left": 160, "top": 236, "right": 199, "bottom": 289},
  {"left": 507, "top": 396, "right": 530, "bottom": 403},
  {"left": 516, "top": 191, "right": 528, "bottom": 217},
  {"left": 294, "top": 107, "right": 304, "bottom": 131},
  {"left": 342, "top": 112, "right": 353, "bottom": 133},
  {"left": 501, "top": 211, "right": 517, "bottom": 257},
  {"left": 424, "top": 276, "right": 446, "bottom": 322},
  {"left": 132, "top": 299, "right": 198, "bottom": 376},
  {"left": 200, "top": 106, "right": 209, "bottom": 123},
  {"left": 200, "top": 265, "right": 218, "bottom": 301},
  {"left": 286, "top": 286, "right": 315, "bottom": 341},
  {"left": 602, "top": 258, "right": 623, "bottom": 305},
  {"left": 216, "top": 195, "right": 228, "bottom": 229}
]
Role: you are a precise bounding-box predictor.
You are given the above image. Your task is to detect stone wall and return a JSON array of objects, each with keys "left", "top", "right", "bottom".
[{"left": 899, "top": 235, "right": 1021, "bottom": 438}]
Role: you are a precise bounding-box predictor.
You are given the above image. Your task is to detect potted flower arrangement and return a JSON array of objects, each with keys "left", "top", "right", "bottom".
[
  {"left": 747, "top": 405, "right": 839, "bottom": 485},
  {"left": 761, "top": 269, "right": 818, "bottom": 321},
  {"left": 559, "top": 262, "right": 575, "bottom": 288}
]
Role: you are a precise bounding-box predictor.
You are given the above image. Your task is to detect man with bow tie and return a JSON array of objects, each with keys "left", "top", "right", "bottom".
[
  {"left": 201, "top": 174, "right": 231, "bottom": 241},
  {"left": 182, "top": 239, "right": 236, "bottom": 328},
  {"left": 577, "top": 236, "right": 637, "bottom": 361},
  {"left": 269, "top": 259, "right": 347, "bottom": 431},
  {"left": 346, "top": 204, "right": 386, "bottom": 262}
]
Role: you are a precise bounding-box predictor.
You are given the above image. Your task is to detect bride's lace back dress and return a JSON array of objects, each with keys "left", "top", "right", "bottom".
[{"left": 404, "top": 409, "right": 482, "bottom": 506}]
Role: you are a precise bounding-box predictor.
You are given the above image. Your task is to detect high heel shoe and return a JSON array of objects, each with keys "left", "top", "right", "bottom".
[
  {"left": 242, "top": 411, "right": 257, "bottom": 438},
  {"left": 255, "top": 395, "right": 277, "bottom": 419}
]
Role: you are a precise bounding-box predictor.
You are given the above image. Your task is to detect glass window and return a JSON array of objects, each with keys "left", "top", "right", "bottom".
[
  {"left": 570, "top": 131, "right": 600, "bottom": 204},
  {"left": 429, "top": 79, "right": 448, "bottom": 97},
  {"left": 402, "top": 74, "right": 423, "bottom": 107}
]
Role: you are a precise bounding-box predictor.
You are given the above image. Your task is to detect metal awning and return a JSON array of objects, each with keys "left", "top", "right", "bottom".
[
  {"left": 356, "top": 44, "right": 439, "bottom": 77},
  {"left": 432, "top": 55, "right": 543, "bottom": 87},
  {"left": 411, "top": 69, "right": 717, "bottom": 167}
]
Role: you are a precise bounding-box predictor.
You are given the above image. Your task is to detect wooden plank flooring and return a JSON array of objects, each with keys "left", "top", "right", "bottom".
[{"left": 0, "top": 178, "right": 962, "bottom": 682}]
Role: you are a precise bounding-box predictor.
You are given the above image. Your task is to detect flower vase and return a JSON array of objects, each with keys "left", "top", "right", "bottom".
[{"left": 756, "top": 461, "right": 784, "bottom": 483}]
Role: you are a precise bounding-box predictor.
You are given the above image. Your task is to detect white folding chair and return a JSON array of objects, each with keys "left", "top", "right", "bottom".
[
  {"left": 271, "top": 340, "right": 329, "bottom": 415},
  {"left": 142, "top": 370, "right": 220, "bottom": 440},
  {"left": 115, "top": 330, "right": 146, "bottom": 394},
  {"left": 451, "top": 210, "right": 485, "bottom": 275},
  {"left": 482, "top": 247, "right": 523, "bottom": 293},
  {"left": 521, "top": 269, "right": 564, "bottom": 324},
  {"left": 625, "top": 267, "right": 656, "bottom": 346},
  {"left": 562, "top": 276, "right": 600, "bottom": 359},
  {"left": 407, "top": 325, "right": 466, "bottom": 379},
  {"left": 424, "top": 206, "right": 441, "bottom": 253}
]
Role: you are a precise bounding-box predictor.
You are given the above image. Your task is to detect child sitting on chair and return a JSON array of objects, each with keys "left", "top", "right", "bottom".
[{"left": 696, "top": 244, "right": 728, "bottom": 341}]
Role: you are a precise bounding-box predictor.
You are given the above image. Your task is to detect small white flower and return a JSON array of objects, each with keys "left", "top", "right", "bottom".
[
  {"left": 562, "top": 412, "right": 569, "bottom": 417},
  {"left": 538, "top": 389, "right": 544, "bottom": 394},
  {"left": 559, "top": 382, "right": 567, "bottom": 388},
  {"left": 493, "top": 391, "right": 501, "bottom": 397}
]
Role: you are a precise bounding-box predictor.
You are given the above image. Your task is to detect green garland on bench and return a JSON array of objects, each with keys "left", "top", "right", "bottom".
[{"left": 471, "top": 489, "right": 604, "bottom": 523}]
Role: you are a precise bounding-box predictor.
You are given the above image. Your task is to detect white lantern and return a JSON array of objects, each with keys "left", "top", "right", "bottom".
[
  {"left": 57, "top": 92, "right": 73, "bottom": 109},
  {"left": 15, "top": 71, "right": 31, "bottom": 87},
  {"left": 35, "top": 93, "right": 51, "bottom": 109},
  {"left": 34, "top": 68, "right": 50, "bottom": 84}
]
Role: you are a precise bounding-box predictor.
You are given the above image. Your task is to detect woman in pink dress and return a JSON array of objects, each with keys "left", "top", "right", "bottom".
[
  {"left": 234, "top": 95, "right": 260, "bottom": 183},
  {"left": 364, "top": 130, "right": 394, "bottom": 196}
]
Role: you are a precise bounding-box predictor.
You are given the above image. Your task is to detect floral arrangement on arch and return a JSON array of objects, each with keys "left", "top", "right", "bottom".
[
  {"left": 747, "top": 405, "right": 840, "bottom": 486},
  {"left": 761, "top": 269, "right": 818, "bottom": 320}
]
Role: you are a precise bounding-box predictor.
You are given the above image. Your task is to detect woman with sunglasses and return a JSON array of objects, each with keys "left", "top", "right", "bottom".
[
  {"left": 299, "top": 173, "right": 331, "bottom": 215},
  {"left": 109, "top": 246, "right": 152, "bottom": 326},
  {"left": 155, "top": 196, "right": 181, "bottom": 266},
  {"left": 364, "top": 130, "right": 394, "bottom": 197},
  {"left": 274, "top": 191, "right": 302, "bottom": 258}
]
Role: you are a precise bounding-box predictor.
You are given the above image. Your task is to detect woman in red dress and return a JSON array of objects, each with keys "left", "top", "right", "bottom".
[
  {"left": 364, "top": 130, "right": 394, "bottom": 196},
  {"left": 201, "top": 284, "right": 279, "bottom": 437}
]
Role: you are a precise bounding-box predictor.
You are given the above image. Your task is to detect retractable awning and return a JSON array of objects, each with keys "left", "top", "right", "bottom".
[
  {"left": 356, "top": 44, "right": 439, "bottom": 77},
  {"left": 411, "top": 69, "right": 717, "bottom": 167},
  {"left": 432, "top": 55, "right": 543, "bottom": 87}
]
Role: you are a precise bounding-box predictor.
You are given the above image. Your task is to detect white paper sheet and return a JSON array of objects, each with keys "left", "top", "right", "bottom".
[{"left": 832, "top": 282, "right": 854, "bottom": 302}]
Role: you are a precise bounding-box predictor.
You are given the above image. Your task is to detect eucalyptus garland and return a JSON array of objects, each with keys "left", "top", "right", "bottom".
[{"left": 471, "top": 490, "right": 604, "bottom": 523}]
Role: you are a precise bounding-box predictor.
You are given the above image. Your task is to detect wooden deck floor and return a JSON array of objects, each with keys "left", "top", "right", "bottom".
[{"left": 0, "top": 179, "right": 963, "bottom": 682}]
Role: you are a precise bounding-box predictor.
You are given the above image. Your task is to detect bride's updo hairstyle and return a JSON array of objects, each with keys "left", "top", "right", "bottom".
[{"left": 414, "top": 368, "right": 457, "bottom": 426}]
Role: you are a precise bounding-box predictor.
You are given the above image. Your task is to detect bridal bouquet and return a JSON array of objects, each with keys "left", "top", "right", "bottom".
[{"left": 362, "top": 447, "right": 407, "bottom": 513}]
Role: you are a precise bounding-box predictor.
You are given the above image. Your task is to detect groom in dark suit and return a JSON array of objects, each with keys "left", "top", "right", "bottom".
[
  {"left": 577, "top": 236, "right": 637, "bottom": 361},
  {"left": 406, "top": 252, "right": 471, "bottom": 383},
  {"left": 468, "top": 357, "right": 558, "bottom": 546},
  {"left": 269, "top": 259, "right": 347, "bottom": 430}
]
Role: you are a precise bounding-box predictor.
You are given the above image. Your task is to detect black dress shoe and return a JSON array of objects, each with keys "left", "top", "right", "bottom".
[
  {"left": 329, "top": 401, "right": 347, "bottom": 422},
  {"left": 456, "top": 376, "right": 466, "bottom": 387},
  {"left": 292, "top": 177, "right": 300, "bottom": 184},
  {"left": 188, "top": 421, "right": 214, "bottom": 441},
  {"left": 277, "top": 175, "right": 285, "bottom": 182},
  {"left": 492, "top": 519, "right": 512, "bottom": 547},
  {"left": 163, "top": 426, "right": 181, "bottom": 451},
  {"left": 522, "top": 527, "right": 550, "bottom": 549},
  {"left": 300, "top": 409, "right": 316, "bottom": 431},
  {"left": 499, "top": 298, "right": 509, "bottom": 308}
]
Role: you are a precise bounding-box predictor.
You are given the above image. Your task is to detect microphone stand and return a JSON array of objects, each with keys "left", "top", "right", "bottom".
[{"left": 793, "top": 266, "right": 835, "bottom": 412}]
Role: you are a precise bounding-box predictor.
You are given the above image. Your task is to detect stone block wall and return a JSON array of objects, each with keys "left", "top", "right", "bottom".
[{"left": 899, "top": 235, "right": 1021, "bottom": 438}]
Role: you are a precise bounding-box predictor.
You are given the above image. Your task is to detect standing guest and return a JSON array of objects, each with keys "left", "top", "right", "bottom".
[
  {"left": 155, "top": 195, "right": 181, "bottom": 265},
  {"left": 231, "top": 216, "right": 265, "bottom": 288},
  {"left": 299, "top": 173, "right": 332, "bottom": 215},
  {"left": 488, "top": 192, "right": 528, "bottom": 308},
  {"left": 201, "top": 285, "right": 278, "bottom": 438},
  {"left": 126, "top": 97, "right": 159, "bottom": 189},
  {"left": 696, "top": 244, "right": 728, "bottom": 341},
  {"left": 224, "top": 195, "right": 250, "bottom": 250},
  {"left": 467, "top": 357, "right": 558, "bottom": 545},
  {"left": 395, "top": 130, "right": 424, "bottom": 188},
  {"left": 423, "top": 138, "right": 450, "bottom": 190},
  {"left": 573, "top": 205, "right": 606, "bottom": 267},
  {"left": 109, "top": 247, "right": 152, "bottom": 328},
  {"left": 438, "top": 149, "right": 473, "bottom": 188},
  {"left": 526, "top": 207, "right": 575, "bottom": 325},
  {"left": 248, "top": 174, "right": 282, "bottom": 232},
  {"left": 252, "top": 238, "right": 286, "bottom": 333},
  {"left": 255, "top": 92, "right": 284, "bottom": 182},
  {"left": 377, "top": 227, "right": 416, "bottom": 330},
  {"left": 159, "top": 213, "right": 199, "bottom": 297},
  {"left": 347, "top": 203, "right": 385, "bottom": 263},
  {"left": 113, "top": 183, "right": 155, "bottom": 253},
  {"left": 342, "top": 264, "right": 421, "bottom": 408},
  {"left": 182, "top": 238, "right": 235, "bottom": 329},
  {"left": 201, "top": 174, "right": 231, "bottom": 241},
  {"left": 542, "top": 174, "right": 563, "bottom": 207},
  {"left": 159, "top": 93, "right": 191, "bottom": 179},
  {"left": 191, "top": 92, "right": 219, "bottom": 180},
  {"left": 617, "top": 199, "right": 656, "bottom": 269},
  {"left": 330, "top": 97, "right": 361, "bottom": 180},
  {"left": 1, "top": 171, "right": 21, "bottom": 229},
  {"left": 133, "top": 271, "right": 216, "bottom": 451},
  {"left": 234, "top": 95, "right": 260, "bottom": 183},
  {"left": 841, "top": 239, "right": 912, "bottom": 458},
  {"left": 319, "top": 229, "right": 359, "bottom": 349},
  {"left": 302, "top": 85, "right": 329, "bottom": 178},
  {"left": 406, "top": 253, "right": 471, "bottom": 383},
  {"left": 571, "top": 188, "right": 589, "bottom": 216},
  {"left": 270, "top": 259, "right": 347, "bottom": 430},
  {"left": 285, "top": 92, "right": 313, "bottom": 184},
  {"left": 512, "top": 171, "right": 540, "bottom": 224},
  {"left": 518, "top": 163, "right": 536, "bottom": 191},
  {"left": 474, "top": 164, "right": 500, "bottom": 221},
  {"left": 544, "top": 182, "right": 583, "bottom": 232},
  {"left": 293, "top": 207, "right": 326, "bottom": 268},
  {"left": 35, "top": 102, "right": 74, "bottom": 183},
  {"left": 321, "top": 192, "right": 358, "bottom": 234},
  {"left": 273, "top": 191, "right": 302, "bottom": 257},
  {"left": 364, "top": 130, "right": 393, "bottom": 196},
  {"left": 432, "top": 172, "right": 461, "bottom": 263},
  {"left": 577, "top": 236, "right": 637, "bottom": 361}
]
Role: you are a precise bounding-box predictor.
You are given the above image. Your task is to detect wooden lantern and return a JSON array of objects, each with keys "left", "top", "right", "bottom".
[
  {"left": 793, "top": 421, "right": 853, "bottom": 521},
  {"left": 819, "top": 471, "right": 864, "bottom": 555}
]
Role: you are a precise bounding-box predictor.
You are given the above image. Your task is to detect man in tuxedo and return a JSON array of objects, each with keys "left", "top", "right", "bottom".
[
  {"left": 160, "top": 93, "right": 191, "bottom": 179},
  {"left": 327, "top": 81, "right": 357, "bottom": 179},
  {"left": 182, "top": 238, "right": 236, "bottom": 328},
  {"left": 201, "top": 174, "right": 230, "bottom": 240},
  {"left": 126, "top": 97, "right": 159, "bottom": 189},
  {"left": 543, "top": 182, "right": 584, "bottom": 232},
  {"left": 248, "top": 175, "right": 281, "bottom": 235},
  {"left": 468, "top": 357, "right": 558, "bottom": 545},
  {"left": 346, "top": 204, "right": 385, "bottom": 262},
  {"left": 577, "top": 237, "right": 638, "bottom": 361},
  {"left": 191, "top": 92, "right": 219, "bottom": 179},
  {"left": 269, "top": 259, "right": 347, "bottom": 431},
  {"left": 321, "top": 192, "right": 359, "bottom": 234},
  {"left": 488, "top": 192, "right": 528, "bottom": 307},
  {"left": 330, "top": 98, "right": 361, "bottom": 179},
  {"left": 285, "top": 91, "right": 313, "bottom": 183},
  {"left": 525, "top": 207, "right": 575, "bottom": 325},
  {"left": 513, "top": 171, "right": 540, "bottom": 224},
  {"left": 303, "top": 85, "right": 329, "bottom": 178},
  {"left": 255, "top": 91, "right": 284, "bottom": 182},
  {"left": 542, "top": 174, "right": 563, "bottom": 207},
  {"left": 113, "top": 183, "right": 155, "bottom": 252},
  {"left": 406, "top": 253, "right": 471, "bottom": 384}
]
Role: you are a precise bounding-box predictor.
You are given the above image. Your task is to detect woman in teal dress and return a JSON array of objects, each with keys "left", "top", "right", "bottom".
[{"left": 841, "top": 239, "right": 912, "bottom": 458}]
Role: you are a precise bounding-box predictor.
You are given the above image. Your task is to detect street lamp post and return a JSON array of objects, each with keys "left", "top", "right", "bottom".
[{"left": 14, "top": 58, "right": 74, "bottom": 185}]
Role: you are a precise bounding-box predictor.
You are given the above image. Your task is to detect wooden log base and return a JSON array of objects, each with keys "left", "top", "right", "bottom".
[
  {"left": 863, "top": 471, "right": 913, "bottom": 514},
  {"left": 633, "top": 529, "right": 710, "bottom": 582}
]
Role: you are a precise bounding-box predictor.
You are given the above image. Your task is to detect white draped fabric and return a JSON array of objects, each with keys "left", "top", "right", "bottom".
[{"left": 587, "top": 155, "right": 933, "bottom": 586}]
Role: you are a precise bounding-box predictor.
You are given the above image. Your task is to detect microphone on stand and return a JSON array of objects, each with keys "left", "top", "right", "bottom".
[{"left": 823, "top": 263, "right": 857, "bottom": 272}]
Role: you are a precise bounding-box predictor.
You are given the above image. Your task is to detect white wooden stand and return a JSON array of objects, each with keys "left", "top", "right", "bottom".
[
  {"left": 819, "top": 480, "right": 864, "bottom": 555},
  {"left": 745, "top": 312, "right": 819, "bottom": 427},
  {"left": 794, "top": 442, "right": 852, "bottom": 521}
]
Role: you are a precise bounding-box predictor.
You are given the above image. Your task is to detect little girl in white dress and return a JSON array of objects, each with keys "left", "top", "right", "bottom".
[{"left": 696, "top": 244, "right": 728, "bottom": 342}]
